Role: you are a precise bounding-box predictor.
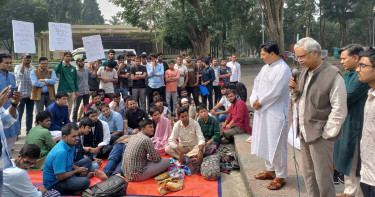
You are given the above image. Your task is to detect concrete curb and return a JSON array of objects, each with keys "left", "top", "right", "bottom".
[{"left": 234, "top": 134, "right": 308, "bottom": 197}]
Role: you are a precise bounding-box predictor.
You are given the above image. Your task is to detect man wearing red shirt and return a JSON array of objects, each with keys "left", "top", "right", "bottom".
[{"left": 222, "top": 89, "right": 252, "bottom": 143}]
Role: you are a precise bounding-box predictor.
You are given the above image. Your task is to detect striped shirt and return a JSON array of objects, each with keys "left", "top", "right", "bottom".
[
  {"left": 14, "top": 64, "right": 36, "bottom": 98},
  {"left": 121, "top": 132, "right": 161, "bottom": 181}
]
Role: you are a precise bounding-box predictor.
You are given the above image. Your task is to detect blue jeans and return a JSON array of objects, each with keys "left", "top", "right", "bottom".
[
  {"left": 0, "top": 170, "right": 3, "bottom": 194},
  {"left": 115, "top": 87, "right": 128, "bottom": 98},
  {"left": 361, "top": 182, "right": 375, "bottom": 197},
  {"left": 17, "top": 97, "right": 34, "bottom": 133},
  {"left": 215, "top": 109, "right": 228, "bottom": 122},
  {"left": 74, "top": 157, "right": 93, "bottom": 176},
  {"left": 103, "top": 143, "right": 125, "bottom": 176},
  {"left": 49, "top": 175, "right": 90, "bottom": 195}
]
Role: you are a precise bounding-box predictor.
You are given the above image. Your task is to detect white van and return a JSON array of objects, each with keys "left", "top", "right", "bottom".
[{"left": 72, "top": 48, "right": 137, "bottom": 61}]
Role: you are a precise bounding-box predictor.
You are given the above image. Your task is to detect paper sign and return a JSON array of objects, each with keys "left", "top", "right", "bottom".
[
  {"left": 48, "top": 22, "right": 73, "bottom": 51},
  {"left": 82, "top": 35, "right": 105, "bottom": 62},
  {"left": 12, "top": 20, "right": 36, "bottom": 53}
]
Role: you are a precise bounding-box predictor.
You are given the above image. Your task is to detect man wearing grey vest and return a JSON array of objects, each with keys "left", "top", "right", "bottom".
[{"left": 289, "top": 37, "right": 347, "bottom": 197}]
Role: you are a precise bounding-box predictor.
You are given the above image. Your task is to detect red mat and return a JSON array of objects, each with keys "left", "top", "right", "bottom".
[{"left": 28, "top": 158, "right": 221, "bottom": 197}]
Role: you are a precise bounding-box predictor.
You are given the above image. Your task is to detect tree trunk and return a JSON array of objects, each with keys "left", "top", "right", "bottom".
[
  {"left": 262, "top": 0, "right": 285, "bottom": 54},
  {"left": 305, "top": 0, "right": 313, "bottom": 37}
]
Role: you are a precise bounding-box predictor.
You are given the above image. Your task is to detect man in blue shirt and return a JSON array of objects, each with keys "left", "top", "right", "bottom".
[
  {"left": 0, "top": 53, "right": 21, "bottom": 151},
  {"left": 43, "top": 123, "right": 90, "bottom": 195},
  {"left": 200, "top": 58, "right": 216, "bottom": 110},
  {"left": 46, "top": 91, "right": 72, "bottom": 131},
  {"left": 147, "top": 55, "right": 164, "bottom": 107},
  {"left": 98, "top": 103, "right": 124, "bottom": 145}
]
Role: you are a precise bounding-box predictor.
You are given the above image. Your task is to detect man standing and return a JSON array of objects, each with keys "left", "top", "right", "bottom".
[
  {"left": 288, "top": 37, "right": 347, "bottom": 197},
  {"left": 97, "top": 60, "right": 118, "bottom": 100},
  {"left": 0, "top": 53, "right": 21, "bottom": 151},
  {"left": 250, "top": 41, "right": 292, "bottom": 190},
  {"left": 334, "top": 44, "right": 369, "bottom": 197},
  {"left": 165, "top": 60, "right": 179, "bottom": 116},
  {"left": 14, "top": 53, "right": 35, "bottom": 133},
  {"left": 55, "top": 52, "right": 79, "bottom": 117},
  {"left": 218, "top": 58, "right": 231, "bottom": 84},
  {"left": 131, "top": 57, "right": 147, "bottom": 110},
  {"left": 355, "top": 48, "right": 375, "bottom": 197},
  {"left": 30, "top": 57, "right": 57, "bottom": 115},
  {"left": 184, "top": 55, "right": 200, "bottom": 106},
  {"left": 157, "top": 53, "right": 168, "bottom": 99},
  {"left": 72, "top": 58, "right": 91, "bottom": 122},
  {"left": 226, "top": 54, "right": 241, "bottom": 84},
  {"left": 200, "top": 59, "right": 215, "bottom": 110},
  {"left": 175, "top": 56, "right": 188, "bottom": 97},
  {"left": 211, "top": 58, "right": 221, "bottom": 105},
  {"left": 115, "top": 55, "right": 130, "bottom": 98},
  {"left": 147, "top": 55, "right": 164, "bottom": 107},
  {"left": 103, "top": 49, "right": 117, "bottom": 67}
]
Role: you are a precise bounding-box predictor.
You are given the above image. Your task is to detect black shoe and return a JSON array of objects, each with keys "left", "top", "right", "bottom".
[
  {"left": 338, "top": 172, "right": 344, "bottom": 184},
  {"left": 333, "top": 170, "right": 339, "bottom": 184}
]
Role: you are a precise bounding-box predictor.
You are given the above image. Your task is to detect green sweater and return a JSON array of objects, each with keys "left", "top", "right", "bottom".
[
  {"left": 55, "top": 61, "right": 79, "bottom": 92},
  {"left": 25, "top": 125, "right": 56, "bottom": 159},
  {"left": 198, "top": 116, "right": 221, "bottom": 142}
]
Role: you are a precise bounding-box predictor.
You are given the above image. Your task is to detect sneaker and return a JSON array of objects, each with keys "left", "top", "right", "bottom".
[
  {"left": 333, "top": 170, "right": 339, "bottom": 184},
  {"left": 338, "top": 172, "right": 344, "bottom": 184}
]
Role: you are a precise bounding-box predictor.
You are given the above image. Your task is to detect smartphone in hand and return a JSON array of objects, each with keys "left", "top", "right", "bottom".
[{"left": 8, "top": 87, "right": 18, "bottom": 98}]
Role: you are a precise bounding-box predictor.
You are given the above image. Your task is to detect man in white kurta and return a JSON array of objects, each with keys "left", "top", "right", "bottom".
[{"left": 249, "top": 41, "right": 291, "bottom": 190}]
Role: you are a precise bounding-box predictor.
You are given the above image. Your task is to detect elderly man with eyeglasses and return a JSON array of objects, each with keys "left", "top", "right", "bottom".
[{"left": 289, "top": 37, "right": 348, "bottom": 197}]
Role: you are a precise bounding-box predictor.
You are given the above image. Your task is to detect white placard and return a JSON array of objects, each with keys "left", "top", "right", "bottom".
[
  {"left": 12, "top": 20, "right": 36, "bottom": 53},
  {"left": 48, "top": 22, "right": 73, "bottom": 51},
  {"left": 82, "top": 35, "right": 105, "bottom": 62}
]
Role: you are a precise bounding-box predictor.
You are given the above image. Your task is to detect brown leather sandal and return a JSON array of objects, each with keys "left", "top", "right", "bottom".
[
  {"left": 267, "top": 178, "right": 286, "bottom": 190},
  {"left": 254, "top": 171, "right": 275, "bottom": 180}
]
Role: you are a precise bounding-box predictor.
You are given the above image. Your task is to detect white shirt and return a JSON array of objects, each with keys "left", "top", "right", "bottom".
[
  {"left": 360, "top": 89, "right": 375, "bottom": 186},
  {"left": 219, "top": 96, "right": 231, "bottom": 110},
  {"left": 109, "top": 100, "right": 126, "bottom": 114},
  {"left": 3, "top": 160, "right": 42, "bottom": 197},
  {"left": 226, "top": 61, "right": 241, "bottom": 82},
  {"left": 174, "top": 64, "right": 188, "bottom": 87},
  {"left": 91, "top": 120, "right": 111, "bottom": 146},
  {"left": 211, "top": 65, "right": 220, "bottom": 86},
  {"left": 298, "top": 70, "right": 347, "bottom": 140},
  {"left": 168, "top": 118, "right": 205, "bottom": 148},
  {"left": 97, "top": 67, "right": 118, "bottom": 94}
]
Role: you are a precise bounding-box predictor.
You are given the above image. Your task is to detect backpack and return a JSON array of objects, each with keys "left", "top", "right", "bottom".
[
  {"left": 235, "top": 82, "right": 247, "bottom": 102},
  {"left": 82, "top": 175, "right": 128, "bottom": 197}
]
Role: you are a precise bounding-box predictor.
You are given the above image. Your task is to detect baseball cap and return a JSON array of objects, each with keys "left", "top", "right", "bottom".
[{"left": 21, "top": 53, "right": 31, "bottom": 58}]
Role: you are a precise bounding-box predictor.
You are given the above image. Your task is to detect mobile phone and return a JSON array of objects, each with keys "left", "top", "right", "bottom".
[{"left": 8, "top": 87, "right": 18, "bottom": 98}]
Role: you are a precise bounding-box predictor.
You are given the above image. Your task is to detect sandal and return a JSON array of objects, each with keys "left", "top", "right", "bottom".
[
  {"left": 254, "top": 171, "right": 275, "bottom": 180},
  {"left": 267, "top": 178, "right": 285, "bottom": 190}
]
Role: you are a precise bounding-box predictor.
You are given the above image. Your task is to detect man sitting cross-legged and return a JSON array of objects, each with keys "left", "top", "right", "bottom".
[
  {"left": 43, "top": 123, "right": 91, "bottom": 195},
  {"left": 83, "top": 108, "right": 111, "bottom": 158},
  {"left": 46, "top": 91, "right": 72, "bottom": 132},
  {"left": 165, "top": 107, "right": 205, "bottom": 163},
  {"left": 122, "top": 119, "right": 170, "bottom": 181},
  {"left": 3, "top": 144, "right": 51, "bottom": 196},
  {"left": 25, "top": 111, "right": 56, "bottom": 170},
  {"left": 149, "top": 106, "right": 173, "bottom": 155},
  {"left": 73, "top": 117, "right": 102, "bottom": 176},
  {"left": 197, "top": 104, "right": 221, "bottom": 153},
  {"left": 98, "top": 103, "right": 124, "bottom": 145},
  {"left": 123, "top": 98, "right": 149, "bottom": 135}
]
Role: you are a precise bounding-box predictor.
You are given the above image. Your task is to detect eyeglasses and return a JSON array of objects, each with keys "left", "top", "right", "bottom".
[
  {"left": 357, "top": 63, "right": 375, "bottom": 70},
  {"left": 22, "top": 158, "right": 36, "bottom": 167},
  {"left": 293, "top": 52, "right": 312, "bottom": 61}
]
